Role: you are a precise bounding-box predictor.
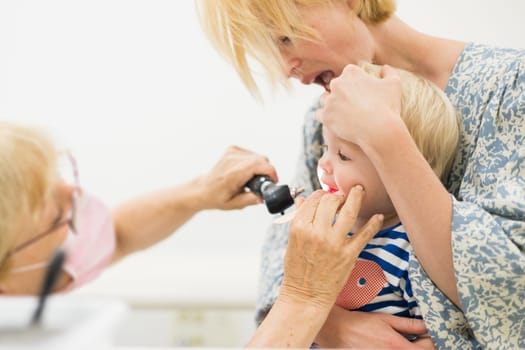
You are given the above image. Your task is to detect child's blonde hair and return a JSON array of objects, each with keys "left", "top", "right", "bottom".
[
  {"left": 0, "top": 122, "right": 57, "bottom": 277},
  {"left": 361, "top": 63, "right": 460, "bottom": 180},
  {"left": 196, "top": 0, "right": 396, "bottom": 96}
]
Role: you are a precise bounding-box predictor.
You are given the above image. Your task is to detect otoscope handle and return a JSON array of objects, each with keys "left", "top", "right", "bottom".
[{"left": 244, "top": 175, "right": 274, "bottom": 197}]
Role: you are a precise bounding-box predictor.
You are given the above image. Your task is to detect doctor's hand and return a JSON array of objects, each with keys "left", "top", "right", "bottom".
[
  {"left": 281, "top": 186, "right": 383, "bottom": 310},
  {"left": 193, "top": 145, "right": 277, "bottom": 211},
  {"left": 247, "top": 186, "right": 383, "bottom": 348}
]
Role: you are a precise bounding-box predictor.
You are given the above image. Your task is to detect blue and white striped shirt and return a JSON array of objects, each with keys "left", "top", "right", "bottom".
[{"left": 336, "top": 223, "right": 421, "bottom": 319}]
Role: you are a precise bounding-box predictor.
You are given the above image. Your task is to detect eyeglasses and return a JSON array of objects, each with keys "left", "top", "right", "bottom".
[{"left": 6, "top": 152, "right": 80, "bottom": 258}]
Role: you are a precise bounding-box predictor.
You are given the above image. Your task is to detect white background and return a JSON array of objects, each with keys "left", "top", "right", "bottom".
[{"left": 1, "top": 0, "right": 524, "bottom": 264}]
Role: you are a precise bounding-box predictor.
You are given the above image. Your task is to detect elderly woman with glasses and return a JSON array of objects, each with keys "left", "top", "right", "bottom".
[
  {"left": 0, "top": 121, "right": 382, "bottom": 348},
  {"left": 197, "top": 0, "right": 525, "bottom": 348},
  {"left": 0, "top": 121, "right": 281, "bottom": 294}
]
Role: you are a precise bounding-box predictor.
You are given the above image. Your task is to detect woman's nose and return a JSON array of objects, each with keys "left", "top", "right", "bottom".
[{"left": 281, "top": 53, "right": 302, "bottom": 79}]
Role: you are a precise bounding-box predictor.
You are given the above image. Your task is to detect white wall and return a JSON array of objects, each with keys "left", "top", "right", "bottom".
[{"left": 1, "top": 0, "right": 524, "bottom": 267}]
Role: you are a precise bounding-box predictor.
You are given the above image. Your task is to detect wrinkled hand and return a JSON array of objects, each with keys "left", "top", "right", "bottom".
[
  {"left": 317, "top": 64, "right": 402, "bottom": 146},
  {"left": 195, "top": 145, "right": 277, "bottom": 210},
  {"left": 315, "top": 306, "right": 434, "bottom": 349},
  {"left": 280, "top": 186, "right": 383, "bottom": 309}
]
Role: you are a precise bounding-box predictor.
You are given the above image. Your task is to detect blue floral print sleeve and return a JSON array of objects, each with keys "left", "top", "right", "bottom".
[
  {"left": 416, "top": 43, "right": 525, "bottom": 349},
  {"left": 256, "top": 43, "right": 525, "bottom": 349}
]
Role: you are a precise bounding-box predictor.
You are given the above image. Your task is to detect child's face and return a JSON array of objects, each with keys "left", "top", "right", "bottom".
[{"left": 319, "top": 127, "right": 397, "bottom": 225}]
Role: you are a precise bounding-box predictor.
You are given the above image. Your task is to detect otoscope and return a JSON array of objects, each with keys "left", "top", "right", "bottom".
[{"left": 244, "top": 175, "right": 303, "bottom": 215}]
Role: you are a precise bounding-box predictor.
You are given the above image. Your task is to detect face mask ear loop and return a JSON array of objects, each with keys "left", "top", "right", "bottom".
[{"left": 10, "top": 262, "right": 50, "bottom": 274}]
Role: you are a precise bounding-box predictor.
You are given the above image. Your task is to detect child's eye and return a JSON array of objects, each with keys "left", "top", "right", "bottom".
[{"left": 337, "top": 149, "right": 351, "bottom": 161}]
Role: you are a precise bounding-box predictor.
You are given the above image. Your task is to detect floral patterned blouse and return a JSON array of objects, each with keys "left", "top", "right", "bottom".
[{"left": 256, "top": 43, "right": 525, "bottom": 349}]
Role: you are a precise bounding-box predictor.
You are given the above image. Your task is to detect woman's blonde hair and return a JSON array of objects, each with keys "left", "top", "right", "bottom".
[
  {"left": 0, "top": 122, "right": 57, "bottom": 277},
  {"left": 361, "top": 63, "right": 460, "bottom": 180},
  {"left": 196, "top": 0, "right": 396, "bottom": 96}
]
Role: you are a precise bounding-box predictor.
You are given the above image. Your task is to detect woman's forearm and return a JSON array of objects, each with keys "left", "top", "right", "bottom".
[
  {"left": 108, "top": 145, "right": 278, "bottom": 262},
  {"left": 111, "top": 179, "right": 206, "bottom": 262},
  {"left": 247, "top": 297, "right": 330, "bottom": 348},
  {"left": 362, "top": 119, "right": 460, "bottom": 307}
]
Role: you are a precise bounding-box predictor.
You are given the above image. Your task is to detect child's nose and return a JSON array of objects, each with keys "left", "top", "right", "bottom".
[{"left": 318, "top": 154, "right": 332, "bottom": 174}]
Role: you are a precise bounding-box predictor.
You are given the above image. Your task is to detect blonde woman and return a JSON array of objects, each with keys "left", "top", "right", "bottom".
[{"left": 198, "top": 0, "right": 525, "bottom": 348}]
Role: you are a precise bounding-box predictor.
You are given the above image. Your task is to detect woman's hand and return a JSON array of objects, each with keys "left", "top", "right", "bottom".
[
  {"left": 193, "top": 145, "right": 278, "bottom": 210},
  {"left": 315, "top": 306, "right": 435, "bottom": 349},
  {"left": 248, "top": 186, "right": 383, "bottom": 348},
  {"left": 317, "top": 64, "right": 403, "bottom": 147},
  {"left": 112, "top": 145, "right": 276, "bottom": 261}
]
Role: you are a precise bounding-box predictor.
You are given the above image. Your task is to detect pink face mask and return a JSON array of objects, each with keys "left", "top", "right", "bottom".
[
  {"left": 8, "top": 192, "right": 116, "bottom": 292},
  {"left": 61, "top": 192, "right": 116, "bottom": 291}
]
